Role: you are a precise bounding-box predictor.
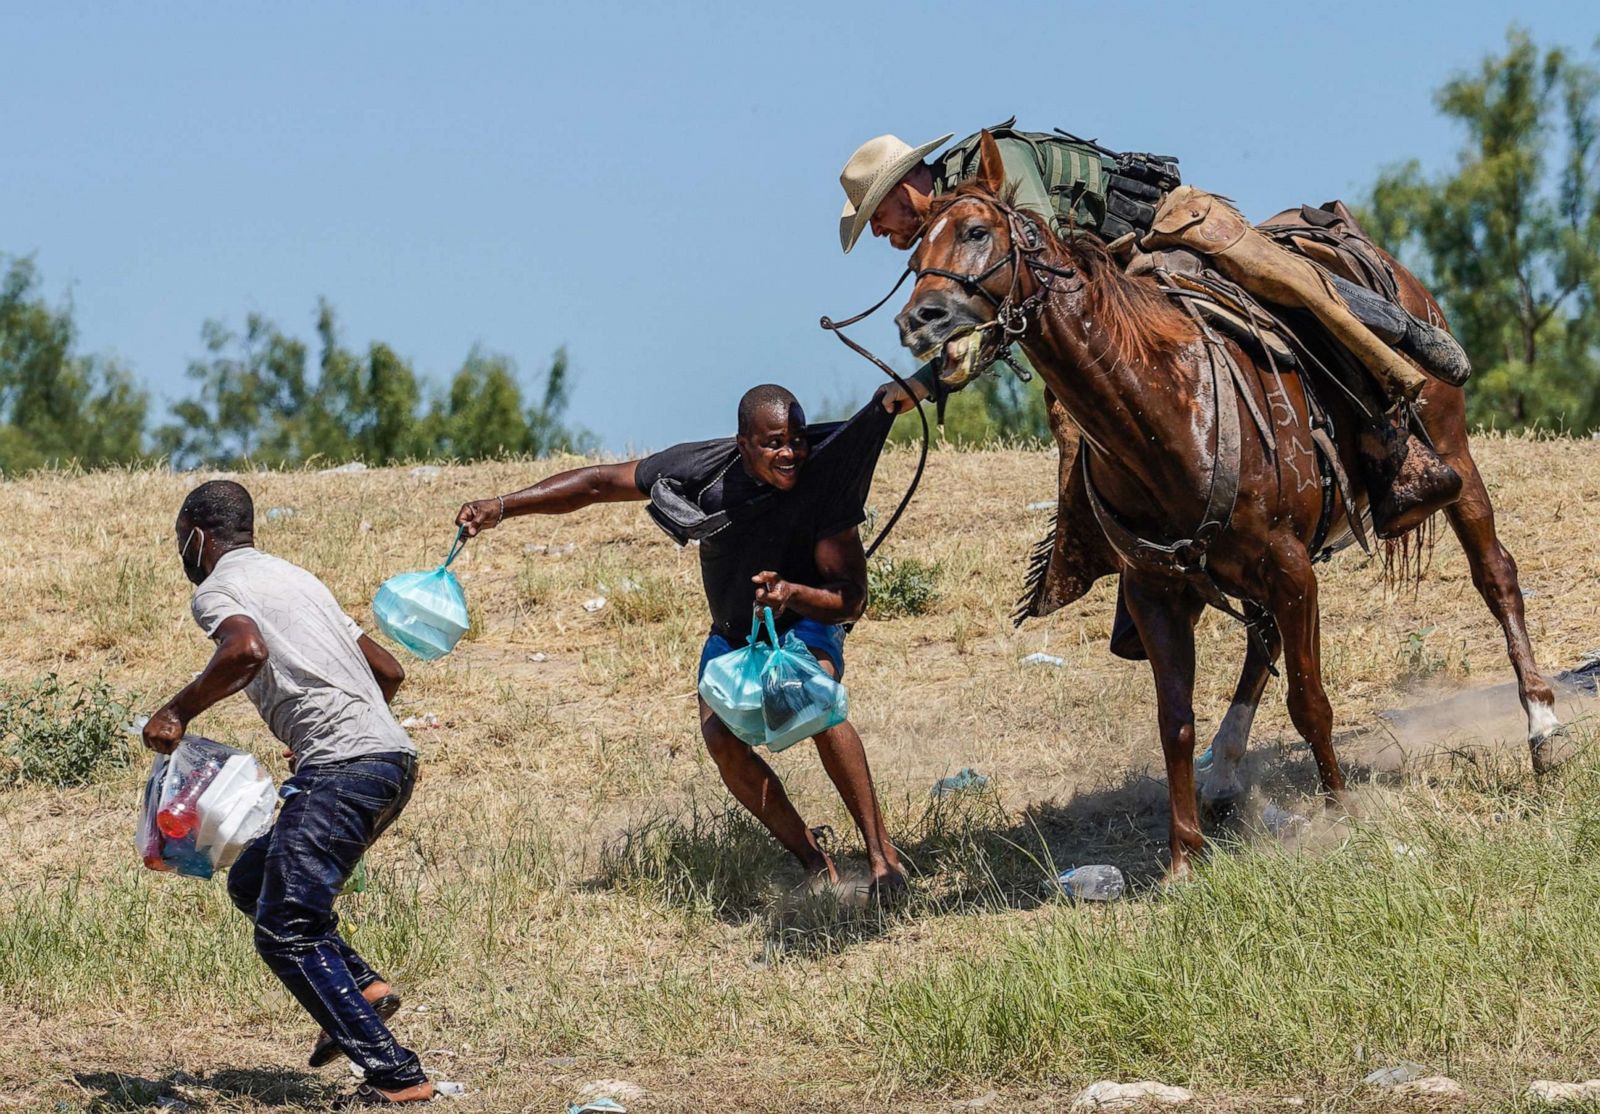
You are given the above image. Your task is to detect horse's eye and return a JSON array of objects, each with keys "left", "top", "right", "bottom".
[{"left": 967, "top": 227, "right": 989, "bottom": 242}]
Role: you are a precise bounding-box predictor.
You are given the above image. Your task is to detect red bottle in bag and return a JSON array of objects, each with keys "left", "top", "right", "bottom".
[{"left": 156, "top": 759, "right": 221, "bottom": 839}]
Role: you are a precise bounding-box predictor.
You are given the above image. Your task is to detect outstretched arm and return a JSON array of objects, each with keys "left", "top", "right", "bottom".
[
  {"left": 142, "top": 614, "right": 270, "bottom": 754},
  {"left": 456, "top": 461, "right": 646, "bottom": 536},
  {"left": 751, "top": 527, "right": 868, "bottom": 624}
]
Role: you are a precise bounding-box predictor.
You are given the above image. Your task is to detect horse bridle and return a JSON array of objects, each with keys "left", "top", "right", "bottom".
[
  {"left": 909, "top": 195, "right": 1081, "bottom": 346},
  {"left": 816, "top": 191, "right": 1077, "bottom": 558}
]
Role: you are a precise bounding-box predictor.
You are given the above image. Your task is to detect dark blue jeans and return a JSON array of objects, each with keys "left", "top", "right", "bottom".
[{"left": 227, "top": 751, "right": 425, "bottom": 1090}]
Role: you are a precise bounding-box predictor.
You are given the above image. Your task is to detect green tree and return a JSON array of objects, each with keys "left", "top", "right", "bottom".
[
  {"left": 1364, "top": 29, "right": 1600, "bottom": 431},
  {"left": 158, "top": 314, "right": 310, "bottom": 466},
  {"left": 0, "top": 256, "right": 148, "bottom": 473},
  {"left": 162, "top": 304, "right": 590, "bottom": 467}
]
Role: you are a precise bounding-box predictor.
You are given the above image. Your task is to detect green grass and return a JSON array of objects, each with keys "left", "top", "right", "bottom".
[
  {"left": 863, "top": 743, "right": 1600, "bottom": 1095},
  {"left": 866, "top": 556, "right": 942, "bottom": 620},
  {"left": 0, "top": 674, "right": 137, "bottom": 788}
]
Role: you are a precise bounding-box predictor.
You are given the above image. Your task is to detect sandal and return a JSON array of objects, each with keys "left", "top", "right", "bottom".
[
  {"left": 309, "top": 993, "right": 403, "bottom": 1067},
  {"left": 336, "top": 1081, "right": 436, "bottom": 1106}
]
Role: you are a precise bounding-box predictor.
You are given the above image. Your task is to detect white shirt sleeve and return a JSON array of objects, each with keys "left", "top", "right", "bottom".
[
  {"left": 191, "top": 584, "right": 248, "bottom": 639},
  {"left": 343, "top": 613, "right": 365, "bottom": 641}
]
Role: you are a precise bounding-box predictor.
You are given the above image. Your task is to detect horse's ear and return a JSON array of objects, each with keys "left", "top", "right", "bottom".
[
  {"left": 974, "top": 130, "right": 1005, "bottom": 196},
  {"left": 907, "top": 182, "right": 933, "bottom": 222}
]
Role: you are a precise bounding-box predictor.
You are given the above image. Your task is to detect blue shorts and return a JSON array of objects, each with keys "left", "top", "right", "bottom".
[{"left": 697, "top": 617, "right": 846, "bottom": 682}]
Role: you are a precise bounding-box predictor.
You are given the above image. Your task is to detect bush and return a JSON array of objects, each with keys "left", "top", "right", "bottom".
[
  {"left": 867, "top": 556, "right": 942, "bottom": 620},
  {"left": 0, "top": 675, "right": 134, "bottom": 788}
]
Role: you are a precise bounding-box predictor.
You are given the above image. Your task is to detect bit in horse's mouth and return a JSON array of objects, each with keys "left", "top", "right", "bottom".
[{"left": 924, "top": 328, "right": 997, "bottom": 388}]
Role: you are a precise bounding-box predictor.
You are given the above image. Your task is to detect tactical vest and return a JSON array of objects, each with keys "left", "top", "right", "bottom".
[{"left": 936, "top": 118, "right": 1181, "bottom": 243}]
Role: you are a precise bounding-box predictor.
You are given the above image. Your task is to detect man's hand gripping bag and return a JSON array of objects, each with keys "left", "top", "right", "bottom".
[{"left": 373, "top": 529, "right": 470, "bottom": 661}]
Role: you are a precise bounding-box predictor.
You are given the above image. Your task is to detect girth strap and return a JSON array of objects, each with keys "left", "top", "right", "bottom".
[{"left": 1081, "top": 332, "right": 1250, "bottom": 626}]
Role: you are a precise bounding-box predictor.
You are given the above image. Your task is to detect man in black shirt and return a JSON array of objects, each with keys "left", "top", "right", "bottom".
[{"left": 456, "top": 385, "right": 905, "bottom": 896}]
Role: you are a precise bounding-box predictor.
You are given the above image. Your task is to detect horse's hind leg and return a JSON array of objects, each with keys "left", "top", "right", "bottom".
[
  {"left": 1438, "top": 445, "right": 1563, "bottom": 765},
  {"left": 1417, "top": 386, "right": 1562, "bottom": 762},
  {"left": 1265, "top": 535, "right": 1345, "bottom": 802},
  {"left": 1200, "top": 605, "right": 1283, "bottom": 819}
]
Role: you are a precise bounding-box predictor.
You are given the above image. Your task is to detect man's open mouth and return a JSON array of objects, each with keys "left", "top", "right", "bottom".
[{"left": 917, "top": 327, "right": 998, "bottom": 388}]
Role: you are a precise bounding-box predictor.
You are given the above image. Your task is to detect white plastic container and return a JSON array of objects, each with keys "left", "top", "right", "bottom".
[{"left": 194, "top": 753, "right": 276, "bottom": 868}]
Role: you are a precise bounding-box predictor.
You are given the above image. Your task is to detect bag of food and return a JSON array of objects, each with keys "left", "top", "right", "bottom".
[
  {"left": 138, "top": 734, "right": 276, "bottom": 878},
  {"left": 373, "top": 529, "right": 470, "bottom": 661},
  {"left": 698, "top": 608, "right": 778, "bottom": 745},
  {"left": 759, "top": 628, "right": 849, "bottom": 753}
]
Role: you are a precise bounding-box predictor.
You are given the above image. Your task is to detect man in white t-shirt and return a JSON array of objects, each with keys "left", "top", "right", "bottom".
[{"left": 143, "top": 480, "right": 435, "bottom": 1106}]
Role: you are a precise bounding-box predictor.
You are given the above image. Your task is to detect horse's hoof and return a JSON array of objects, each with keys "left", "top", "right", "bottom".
[
  {"left": 1199, "top": 793, "right": 1242, "bottom": 825},
  {"left": 1531, "top": 726, "right": 1576, "bottom": 775}
]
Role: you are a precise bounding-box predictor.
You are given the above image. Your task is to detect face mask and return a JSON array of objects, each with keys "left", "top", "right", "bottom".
[{"left": 180, "top": 525, "right": 208, "bottom": 585}]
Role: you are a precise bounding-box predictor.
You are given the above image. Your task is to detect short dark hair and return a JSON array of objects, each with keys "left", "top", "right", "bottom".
[
  {"left": 737, "top": 384, "right": 802, "bottom": 436},
  {"left": 178, "top": 480, "right": 254, "bottom": 542}
]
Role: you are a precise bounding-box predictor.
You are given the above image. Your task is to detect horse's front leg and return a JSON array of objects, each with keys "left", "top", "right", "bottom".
[
  {"left": 1123, "top": 574, "right": 1207, "bottom": 879},
  {"left": 1264, "top": 533, "right": 1345, "bottom": 803},
  {"left": 1200, "top": 604, "right": 1283, "bottom": 822}
]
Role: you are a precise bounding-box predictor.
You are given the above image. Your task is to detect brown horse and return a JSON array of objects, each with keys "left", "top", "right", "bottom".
[{"left": 895, "top": 133, "right": 1561, "bottom": 876}]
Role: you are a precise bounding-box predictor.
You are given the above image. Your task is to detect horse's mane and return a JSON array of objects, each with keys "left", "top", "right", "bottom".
[{"left": 925, "top": 183, "right": 1198, "bottom": 371}]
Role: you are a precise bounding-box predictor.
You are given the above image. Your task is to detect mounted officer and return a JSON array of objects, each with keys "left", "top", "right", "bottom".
[{"left": 839, "top": 120, "right": 1471, "bottom": 643}]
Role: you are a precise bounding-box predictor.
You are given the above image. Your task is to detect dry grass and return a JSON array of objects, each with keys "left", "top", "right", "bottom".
[{"left": 3, "top": 435, "right": 1600, "bottom": 1112}]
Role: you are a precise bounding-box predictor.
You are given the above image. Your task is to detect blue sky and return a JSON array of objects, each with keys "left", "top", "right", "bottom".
[{"left": 4, "top": 1, "right": 1594, "bottom": 453}]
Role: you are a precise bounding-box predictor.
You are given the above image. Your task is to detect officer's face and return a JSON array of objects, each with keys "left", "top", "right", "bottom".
[{"left": 870, "top": 181, "right": 925, "bottom": 250}]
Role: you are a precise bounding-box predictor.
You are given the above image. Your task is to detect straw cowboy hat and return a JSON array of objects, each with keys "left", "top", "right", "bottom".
[{"left": 838, "top": 131, "right": 954, "bottom": 253}]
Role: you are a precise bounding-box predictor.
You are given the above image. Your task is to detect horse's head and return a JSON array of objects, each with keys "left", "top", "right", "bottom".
[{"left": 895, "top": 131, "right": 1048, "bottom": 389}]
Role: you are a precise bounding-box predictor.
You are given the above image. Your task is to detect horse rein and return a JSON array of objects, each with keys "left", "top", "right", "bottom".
[{"left": 819, "top": 194, "right": 1082, "bottom": 559}]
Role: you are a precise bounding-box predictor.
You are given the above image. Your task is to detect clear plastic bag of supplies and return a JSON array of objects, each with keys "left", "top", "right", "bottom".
[
  {"left": 373, "top": 528, "right": 471, "bottom": 661},
  {"left": 137, "top": 734, "right": 276, "bottom": 879},
  {"left": 698, "top": 609, "right": 778, "bottom": 745},
  {"left": 759, "top": 625, "right": 849, "bottom": 753}
]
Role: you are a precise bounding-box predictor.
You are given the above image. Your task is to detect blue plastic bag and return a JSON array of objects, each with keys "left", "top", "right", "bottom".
[
  {"left": 699, "top": 608, "right": 849, "bottom": 752},
  {"left": 760, "top": 624, "right": 849, "bottom": 752},
  {"left": 373, "top": 529, "right": 470, "bottom": 661},
  {"left": 698, "top": 609, "right": 776, "bottom": 745}
]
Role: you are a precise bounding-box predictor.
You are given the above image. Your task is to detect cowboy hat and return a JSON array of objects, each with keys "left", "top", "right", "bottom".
[{"left": 838, "top": 131, "right": 954, "bottom": 253}]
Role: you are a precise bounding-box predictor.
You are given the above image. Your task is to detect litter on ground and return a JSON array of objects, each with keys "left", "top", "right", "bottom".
[
  {"left": 1022, "top": 652, "right": 1064, "bottom": 667},
  {"left": 931, "top": 768, "right": 989, "bottom": 796},
  {"left": 1364, "top": 1062, "right": 1428, "bottom": 1088},
  {"left": 1054, "top": 865, "right": 1126, "bottom": 902},
  {"left": 1071, "top": 1080, "right": 1193, "bottom": 1109},
  {"left": 583, "top": 597, "right": 608, "bottom": 612}
]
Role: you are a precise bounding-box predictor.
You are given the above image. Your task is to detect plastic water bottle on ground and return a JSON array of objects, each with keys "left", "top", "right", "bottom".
[{"left": 1055, "top": 864, "right": 1125, "bottom": 901}]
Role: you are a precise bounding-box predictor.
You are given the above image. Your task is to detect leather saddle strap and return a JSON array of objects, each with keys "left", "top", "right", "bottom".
[{"left": 1081, "top": 327, "right": 1242, "bottom": 581}]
